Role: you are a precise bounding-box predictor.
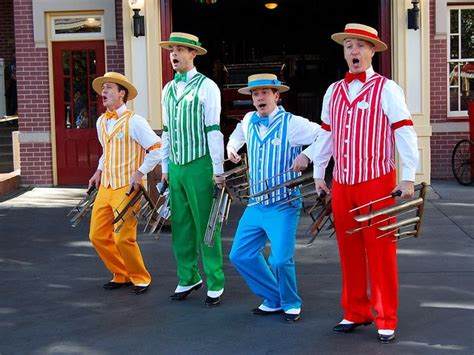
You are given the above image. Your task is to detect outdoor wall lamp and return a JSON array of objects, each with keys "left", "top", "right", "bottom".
[
  {"left": 128, "top": 0, "right": 145, "bottom": 37},
  {"left": 407, "top": 0, "right": 420, "bottom": 31}
]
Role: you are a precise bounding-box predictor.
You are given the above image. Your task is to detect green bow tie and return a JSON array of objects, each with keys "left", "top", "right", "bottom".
[{"left": 174, "top": 72, "right": 187, "bottom": 83}]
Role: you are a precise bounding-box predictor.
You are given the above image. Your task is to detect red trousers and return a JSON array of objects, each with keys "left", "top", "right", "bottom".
[{"left": 332, "top": 170, "right": 398, "bottom": 330}]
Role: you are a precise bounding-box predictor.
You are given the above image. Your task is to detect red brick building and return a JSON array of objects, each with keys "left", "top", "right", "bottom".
[{"left": 0, "top": 0, "right": 472, "bottom": 186}]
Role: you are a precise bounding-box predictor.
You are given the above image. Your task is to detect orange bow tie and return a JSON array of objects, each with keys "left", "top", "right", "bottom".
[
  {"left": 104, "top": 110, "right": 118, "bottom": 120},
  {"left": 345, "top": 71, "right": 366, "bottom": 83}
]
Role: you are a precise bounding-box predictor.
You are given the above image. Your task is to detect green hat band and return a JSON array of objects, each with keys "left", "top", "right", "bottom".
[{"left": 168, "top": 36, "right": 202, "bottom": 47}]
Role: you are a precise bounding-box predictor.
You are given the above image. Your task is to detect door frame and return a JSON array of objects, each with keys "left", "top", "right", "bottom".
[{"left": 46, "top": 12, "right": 106, "bottom": 185}]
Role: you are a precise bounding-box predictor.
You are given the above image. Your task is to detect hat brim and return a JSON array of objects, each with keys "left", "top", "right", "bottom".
[
  {"left": 159, "top": 41, "right": 207, "bottom": 55},
  {"left": 238, "top": 84, "right": 290, "bottom": 95},
  {"left": 331, "top": 32, "right": 388, "bottom": 52},
  {"left": 92, "top": 77, "right": 138, "bottom": 101}
]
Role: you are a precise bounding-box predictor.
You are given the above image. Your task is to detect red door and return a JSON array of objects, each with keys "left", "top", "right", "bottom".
[{"left": 52, "top": 40, "right": 105, "bottom": 185}]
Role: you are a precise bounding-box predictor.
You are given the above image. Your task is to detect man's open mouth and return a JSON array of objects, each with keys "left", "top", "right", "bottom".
[
  {"left": 258, "top": 103, "right": 266, "bottom": 109},
  {"left": 172, "top": 59, "right": 179, "bottom": 64},
  {"left": 352, "top": 58, "right": 360, "bottom": 65}
]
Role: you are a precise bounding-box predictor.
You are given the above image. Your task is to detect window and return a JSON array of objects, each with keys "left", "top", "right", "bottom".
[
  {"left": 448, "top": 7, "right": 474, "bottom": 116},
  {"left": 51, "top": 15, "right": 104, "bottom": 40}
]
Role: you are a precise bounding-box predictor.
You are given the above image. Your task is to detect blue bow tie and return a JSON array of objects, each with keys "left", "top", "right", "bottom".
[
  {"left": 251, "top": 114, "right": 269, "bottom": 127},
  {"left": 174, "top": 72, "right": 187, "bottom": 83}
]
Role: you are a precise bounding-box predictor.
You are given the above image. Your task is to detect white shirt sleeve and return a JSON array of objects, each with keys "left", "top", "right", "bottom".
[
  {"left": 306, "top": 84, "right": 334, "bottom": 179},
  {"left": 287, "top": 114, "right": 328, "bottom": 145},
  {"left": 382, "top": 80, "right": 419, "bottom": 182},
  {"left": 160, "top": 84, "right": 171, "bottom": 174},
  {"left": 129, "top": 114, "right": 162, "bottom": 175},
  {"left": 202, "top": 79, "right": 224, "bottom": 175},
  {"left": 96, "top": 116, "right": 105, "bottom": 171}
]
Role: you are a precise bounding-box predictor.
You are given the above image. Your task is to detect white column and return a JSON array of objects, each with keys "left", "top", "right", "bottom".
[{"left": 392, "top": 0, "right": 432, "bottom": 184}]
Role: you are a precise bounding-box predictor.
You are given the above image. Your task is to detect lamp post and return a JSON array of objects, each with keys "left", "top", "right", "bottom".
[
  {"left": 129, "top": 0, "right": 145, "bottom": 37},
  {"left": 407, "top": 0, "right": 420, "bottom": 31}
]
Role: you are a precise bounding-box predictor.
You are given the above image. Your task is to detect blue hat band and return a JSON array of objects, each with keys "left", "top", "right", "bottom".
[{"left": 248, "top": 79, "right": 282, "bottom": 88}]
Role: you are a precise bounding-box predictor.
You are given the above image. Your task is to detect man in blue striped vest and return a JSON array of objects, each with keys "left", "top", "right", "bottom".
[
  {"left": 227, "top": 74, "right": 330, "bottom": 322},
  {"left": 159, "top": 32, "right": 225, "bottom": 307}
]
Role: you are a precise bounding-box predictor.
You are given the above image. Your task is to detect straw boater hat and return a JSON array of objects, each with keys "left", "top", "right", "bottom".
[
  {"left": 159, "top": 32, "right": 207, "bottom": 55},
  {"left": 331, "top": 23, "right": 388, "bottom": 52},
  {"left": 92, "top": 72, "right": 138, "bottom": 100},
  {"left": 238, "top": 74, "right": 289, "bottom": 95}
]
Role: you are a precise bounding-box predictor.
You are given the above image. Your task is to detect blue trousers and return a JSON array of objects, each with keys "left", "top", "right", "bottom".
[{"left": 229, "top": 203, "right": 302, "bottom": 311}]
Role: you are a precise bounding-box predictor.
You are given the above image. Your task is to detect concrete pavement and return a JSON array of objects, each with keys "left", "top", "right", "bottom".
[{"left": 0, "top": 181, "right": 473, "bottom": 354}]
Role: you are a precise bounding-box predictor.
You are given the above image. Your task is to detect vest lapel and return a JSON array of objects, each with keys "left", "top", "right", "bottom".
[
  {"left": 174, "top": 74, "right": 203, "bottom": 103},
  {"left": 253, "top": 110, "right": 284, "bottom": 145},
  {"left": 106, "top": 111, "right": 132, "bottom": 142}
]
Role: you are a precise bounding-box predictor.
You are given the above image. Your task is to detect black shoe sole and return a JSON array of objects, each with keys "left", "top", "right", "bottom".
[
  {"left": 103, "top": 282, "right": 133, "bottom": 290},
  {"left": 168, "top": 283, "right": 203, "bottom": 301}
]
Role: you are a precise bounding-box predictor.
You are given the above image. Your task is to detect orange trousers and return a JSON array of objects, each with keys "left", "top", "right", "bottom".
[
  {"left": 89, "top": 185, "right": 151, "bottom": 285},
  {"left": 331, "top": 170, "right": 398, "bottom": 330}
]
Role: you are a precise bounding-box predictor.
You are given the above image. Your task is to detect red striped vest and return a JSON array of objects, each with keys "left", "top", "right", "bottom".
[{"left": 329, "top": 74, "right": 395, "bottom": 185}]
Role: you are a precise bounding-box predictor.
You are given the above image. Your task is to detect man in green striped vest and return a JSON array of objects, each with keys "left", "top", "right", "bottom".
[{"left": 159, "top": 32, "right": 225, "bottom": 307}]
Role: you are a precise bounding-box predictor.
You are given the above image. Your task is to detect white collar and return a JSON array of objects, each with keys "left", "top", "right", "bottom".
[{"left": 106, "top": 103, "right": 127, "bottom": 116}]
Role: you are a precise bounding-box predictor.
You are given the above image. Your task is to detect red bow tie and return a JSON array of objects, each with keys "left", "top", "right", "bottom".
[{"left": 345, "top": 71, "right": 366, "bottom": 83}]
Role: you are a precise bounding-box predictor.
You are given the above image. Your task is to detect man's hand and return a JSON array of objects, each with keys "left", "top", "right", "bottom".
[
  {"left": 393, "top": 180, "right": 414, "bottom": 199},
  {"left": 161, "top": 173, "right": 169, "bottom": 184},
  {"left": 227, "top": 146, "right": 241, "bottom": 164},
  {"left": 88, "top": 170, "right": 101, "bottom": 189},
  {"left": 214, "top": 174, "right": 225, "bottom": 188},
  {"left": 291, "top": 153, "right": 310, "bottom": 172},
  {"left": 129, "top": 170, "right": 144, "bottom": 193},
  {"left": 314, "top": 178, "right": 330, "bottom": 196}
]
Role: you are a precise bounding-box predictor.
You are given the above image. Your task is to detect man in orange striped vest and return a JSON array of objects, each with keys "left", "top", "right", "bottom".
[
  {"left": 88, "top": 72, "right": 161, "bottom": 295},
  {"left": 302, "top": 24, "right": 419, "bottom": 343}
]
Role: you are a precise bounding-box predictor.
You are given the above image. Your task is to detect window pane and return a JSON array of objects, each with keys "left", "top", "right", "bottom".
[
  {"left": 89, "top": 50, "right": 96, "bottom": 75},
  {"left": 54, "top": 17, "right": 102, "bottom": 35},
  {"left": 460, "top": 62, "right": 474, "bottom": 110},
  {"left": 450, "top": 9, "right": 459, "bottom": 33},
  {"left": 450, "top": 87, "right": 459, "bottom": 111},
  {"left": 62, "top": 51, "right": 70, "bottom": 76},
  {"left": 64, "top": 78, "right": 71, "bottom": 102},
  {"left": 460, "top": 9, "right": 474, "bottom": 58},
  {"left": 449, "top": 62, "right": 460, "bottom": 86},
  {"left": 72, "top": 50, "right": 90, "bottom": 129},
  {"left": 450, "top": 35, "right": 459, "bottom": 59}
]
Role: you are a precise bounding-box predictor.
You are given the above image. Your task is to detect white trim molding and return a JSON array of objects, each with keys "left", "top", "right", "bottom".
[
  {"left": 431, "top": 121, "right": 470, "bottom": 133},
  {"left": 18, "top": 132, "right": 51, "bottom": 144},
  {"left": 33, "top": 0, "right": 116, "bottom": 47}
]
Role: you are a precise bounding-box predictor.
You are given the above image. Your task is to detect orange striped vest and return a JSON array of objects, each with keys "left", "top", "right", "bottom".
[{"left": 99, "top": 111, "right": 145, "bottom": 189}]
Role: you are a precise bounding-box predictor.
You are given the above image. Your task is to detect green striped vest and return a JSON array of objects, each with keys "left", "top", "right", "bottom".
[{"left": 163, "top": 73, "right": 217, "bottom": 165}]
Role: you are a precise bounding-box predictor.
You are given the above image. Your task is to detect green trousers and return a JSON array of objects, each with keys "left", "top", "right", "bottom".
[{"left": 169, "top": 155, "right": 225, "bottom": 291}]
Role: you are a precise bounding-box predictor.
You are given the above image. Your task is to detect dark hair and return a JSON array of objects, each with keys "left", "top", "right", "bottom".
[{"left": 117, "top": 83, "right": 129, "bottom": 103}]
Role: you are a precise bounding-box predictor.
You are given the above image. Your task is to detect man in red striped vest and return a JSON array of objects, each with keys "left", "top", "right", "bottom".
[
  {"left": 88, "top": 72, "right": 161, "bottom": 295},
  {"left": 302, "top": 24, "right": 419, "bottom": 343}
]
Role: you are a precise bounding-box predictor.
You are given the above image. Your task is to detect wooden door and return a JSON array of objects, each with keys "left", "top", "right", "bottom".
[{"left": 52, "top": 41, "right": 105, "bottom": 185}]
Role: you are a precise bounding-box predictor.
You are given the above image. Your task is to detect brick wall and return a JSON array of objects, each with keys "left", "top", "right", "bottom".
[
  {"left": 107, "top": 0, "right": 124, "bottom": 73},
  {"left": 429, "top": 0, "right": 470, "bottom": 180},
  {"left": 14, "top": 0, "right": 125, "bottom": 185},
  {"left": 0, "top": 0, "right": 15, "bottom": 60},
  {"left": 14, "top": 0, "right": 52, "bottom": 185}
]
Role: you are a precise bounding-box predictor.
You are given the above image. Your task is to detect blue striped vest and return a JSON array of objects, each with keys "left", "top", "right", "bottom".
[{"left": 248, "top": 110, "right": 302, "bottom": 206}]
